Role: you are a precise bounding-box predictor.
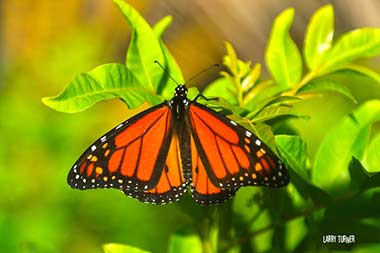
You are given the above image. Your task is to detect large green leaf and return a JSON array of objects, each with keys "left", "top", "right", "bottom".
[
  {"left": 313, "top": 100, "right": 380, "bottom": 195},
  {"left": 114, "top": 0, "right": 165, "bottom": 91},
  {"left": 42, "top": 64, "right": 161, "bottom": 113},
  {"left": 303, "top": 5, "right": 334, "bottom": 70},
  {"left": 152, "top": 16, "right": 184, "bottom": 98},
  {"left": 203, "top": 77, "right": 238, "bottom": 105},
  {"left": 319, "top": 28, "right": 380, "bottom": 75},
  {"left": 103, "top": 243, "right": 151, "bottom": 253},
  {"left": 349, "top": 157, "right": 380, "bottom": 192},
  {"left": 265, "top": 8, "right": 302, "bottom": 89},
  {"left": 168, "top": 232, "right": 203, "bottom": 253},
  {"left": 276, "top": 135, "right": 331, "bottom": 205},
  {"left": 336, "top": 64, "right": 380, "bottom": 84},
  {"left": 275, "top": 135, "right": 308, "bottom": 180},
  {"left": 297, "top": 78, "right": 356, "bottom": 103},
  {"left": 364, "top": 133, "right": 380, "bottom": 173}
]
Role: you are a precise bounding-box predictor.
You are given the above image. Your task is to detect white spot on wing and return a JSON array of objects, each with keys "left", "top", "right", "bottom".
[
  {"left": 91, "top": 145, "right": 96, "bottom": 151},
  {"left": 230, "top": 120, "right": 237, "bottom": 126},
  {"left": 255, "top": 139, "right": 261, "bottom": 146},
  {"left": 116, "top": 123, "right": 123, "bottom": 130},
  {"left": 100, "top": 136, "right": 107, "bottom": 142},
  {"left": 245, "top": 131, "right": 252, "bottom": 138}
]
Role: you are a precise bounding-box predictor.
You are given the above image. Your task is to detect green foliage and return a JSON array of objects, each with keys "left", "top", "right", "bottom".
[
  {"left": 41, "top": 1, "right": 380, "bottom": 253},
  {"left": 313, "top": 100, "right": 380, "bottom": 195},
  {"left": 103, "top": 243, "right": 151, "bottom": 253},
  {"left": 265, "top": 8, "right": 302, "bottom": 89}
]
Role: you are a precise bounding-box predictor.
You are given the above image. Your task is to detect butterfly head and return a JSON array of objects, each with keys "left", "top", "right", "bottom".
[{"left": 174, "top": 85, "right": 188, "bottom": 98}]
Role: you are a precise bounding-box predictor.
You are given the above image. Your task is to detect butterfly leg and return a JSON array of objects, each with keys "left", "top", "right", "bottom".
[{"left": 193, "top": 93, "right": 219, "bottom": 102}]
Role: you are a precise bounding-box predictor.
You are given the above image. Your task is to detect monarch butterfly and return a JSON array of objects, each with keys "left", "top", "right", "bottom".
[{"left": 68, "top": 84, "right": 289, "bottom": 205}]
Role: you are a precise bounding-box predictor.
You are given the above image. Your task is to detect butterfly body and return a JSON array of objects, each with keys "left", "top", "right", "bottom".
[{"left": 68, "top": 85, "right": 289, "bottom": 205}]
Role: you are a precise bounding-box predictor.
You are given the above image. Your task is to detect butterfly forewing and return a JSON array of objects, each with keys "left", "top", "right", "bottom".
[
  {"left": 67, "top": 103, "right": 173, "bottom": 191},
  {"left": 188, "top": 102, "right": 289, "bottom": 190}
]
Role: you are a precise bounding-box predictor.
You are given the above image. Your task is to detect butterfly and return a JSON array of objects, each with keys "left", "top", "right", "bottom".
[{"left": 67, "top": 85, "right": 290, "bottom": 205}]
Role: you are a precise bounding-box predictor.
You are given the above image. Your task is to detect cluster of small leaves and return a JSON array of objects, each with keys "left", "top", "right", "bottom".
[{"left": 42, "top": 1, "right": 380, "bottom": 253}]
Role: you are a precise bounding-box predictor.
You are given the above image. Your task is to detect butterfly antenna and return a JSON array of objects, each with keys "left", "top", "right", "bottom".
[
  {"left": 185, "top": 64, "right": 220, "bottom": 85},
  {"left": 154, "top": 60, "right": 180, "bottom": 86}
]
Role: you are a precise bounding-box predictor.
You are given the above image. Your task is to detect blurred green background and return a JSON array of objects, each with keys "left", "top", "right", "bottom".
[{"left": 1, "top": 1, "right": 380, "bottom": 253}]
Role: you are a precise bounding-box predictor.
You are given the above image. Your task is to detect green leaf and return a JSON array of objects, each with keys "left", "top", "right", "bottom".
[
  {"left": 347, "top": 157, "right": 380, "bottom": 192},
  {"left": 114, "top": 0, "right": 165, "bottom": 91},
  {"left": 152, "top": 16, "right": 184, "bottom": 98},
  {"left": 243, "top": 81, "right": 284, "bottom": 112},
  {"left": 251, "top": 105, "right": 300, "bottom": 123},
  {"left": 275, "top": 135, "right": 308, "bottom": 180},
  {"left": 168, "top": 232, "right": 203, "bottom": 253},
  {"left": 313, "top": 100, "right": 380, "bottom": 195},
  {"left": 337, "top": 64, "right": 380, "bottom": 83},
  {"left": 319, "top": 28, "right": 380, "bottom": 74},
  {"left": 203, "top": 77, "right": 238, "bottom": 105},
  {"left": 224, "top": 41, "right": 239, "bottom": 76},
  {"left": 246, "top": 95, "right": 301, "bottom": 120},
  {"left": 304, "top": 5, "right": 334, "bottom": 69},
  {"left": 265, "top": 8, "right": 302, "bottom": 88},
  {"left": 153, "top": 15, "right": 172, "bottom": 38},
  {"left": 103, "top": 243, "right": 151, "bottom": 253},
  {"left": 276, "top": 135, "right": 332, "bottom": 205},
  {"left": 42, "top": 64, "right": 161, "bottom": 113},
  {"left": 364, "top": 133, "right": 380, "bottom": 173},
  {"left": 241, "top": 63, "right": 261, "bottom": 92},
  {"left": 349, "top": 157, "right": 371, "bottom": 192},
  {"left": 297, "top": 78, "right": 356, "bottom": 103}
]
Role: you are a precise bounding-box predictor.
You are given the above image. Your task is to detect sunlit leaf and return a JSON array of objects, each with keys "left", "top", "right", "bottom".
[
  {"left": 224, "top": 41, "right": 239, "bottom": 76},
  {"left": 156, "top": 41, "right": 184, "bottom": 98},
  {"left": 251, "top": 105, "right": 300, "bottom": 123},
  {"left": 265, "top": 8, "right": 302, "bottom": 88},
  {"left": 364, "top": 133, "right": 380, "bottom": 173},
  {"left": 103, "top": 243, "right": 151, "bottom": 253},
  {"left": 243, "top": 81, "right": 284, "bottom": 111},
  {"left": 297, "top": 78, "right": 356, "bottom": 103},
  {"left": 241, "top": 63, "right": 261, "bottom": 93},
  {"left": 203, "top": 77, "right": 238, "bottom": 105},
  {"left": 313, "top": 100, "right": 380, "bottom": 195},
  {"left": 246, "top": 95, "right": 301, "bottom": 120},
  {"left": 168, "top": 232, "right": 203, "bottom": 253},
  {"left": 42, "top": 64, "right": 161, "bottom": 113},
  {"left": 153, "top": 15, "right": 172, "bottom": 38},
  {"left": 304, "top": 5, "right": 334, "bottom": 69},
  {"left": 114, "top": 0, "right": 165, "bottom": 91},
  {"left": 319, "top": 28, "right": 380, "bottom": 75},
  {"left": 337, "top": 64, "right": 380, "bottom": 84},
  {"left": 152, "top": 16, "right": 183, "bottom": 98}
]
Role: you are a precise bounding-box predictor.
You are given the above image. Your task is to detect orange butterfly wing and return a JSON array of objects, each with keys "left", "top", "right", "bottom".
[
  {"left": 123, "top": 133, "right": 188, "bottom": 204},
  {"left": 189, "top": 102, "right": 289, "bottom": 192},
  {"left": 190, "top": 135, "right": 236, "bottom": 205},
  {"left": 67, "top": 103, "right": 174, "bottom": 192}
]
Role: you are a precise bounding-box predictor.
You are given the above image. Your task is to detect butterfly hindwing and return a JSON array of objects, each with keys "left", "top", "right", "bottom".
[
  {"left": 190, "top": 135, "right": 236, "bottom": 205},
  {"left": 122, "top": 133, "right": 188, "bottom": 204},
  {"left": 67, "top": 102, "right": 173, "bottom": 191},
  {"left": 189, "top": 102, "right": 289, "bottom": 191}
]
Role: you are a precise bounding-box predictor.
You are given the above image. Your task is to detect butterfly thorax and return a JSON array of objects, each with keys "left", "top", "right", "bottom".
[{"left": 170, "top": 85, "right": 189, "bottom": 121}]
